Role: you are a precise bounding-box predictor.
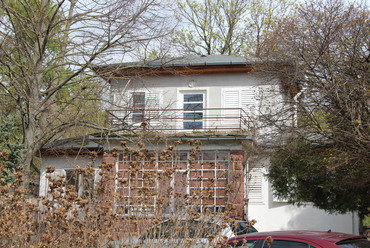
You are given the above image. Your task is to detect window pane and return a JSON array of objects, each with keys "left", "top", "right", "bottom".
[
  {"left": 132, "top": 92, "right": 145, "bottom": 122},
  {"left": 228, "top": 239, "right": 258, "bottom": 247},
  {"left": 216, "top": 151, "right": 229, "bottom": 161},
  {"left": 65, "top": 170, "right": 78, "bottom": 192},
  {"left": 184, "top": 103, "right": 203, "bottom": 110},
  {"left": 183, "top": 112, "right": 203, "bottom": 120},
  {"left": 132, "top": 112, "right": 144, "bottom": 122},
  {"left": 133, "top": 92, "right": 145, "bottom": 105},
  {"left": 215, "top": 206, "right": 225, "bottom": 213},
  {"left": 132, "top": 112, "right": 144, "bottom": 118},
  {"left": 263, "top": 240, "right": 310, "bottom": 248},
  {"left": 203, "top": 152, "right": 215, "bottom": 161},
  {"left": 337, "top": 239, "right": 370, "bottom": 248},
  {"left": 231, "top": 221, "right": 258, "bottom": 235},
  {"left": 179, "top": 153, "right": 188, "bottom": 161},
  {"left": 184, "top": 121, "right": 203, "bottom": 129},
  {"left": 184, "top": 94, "right": 203, "bottom": 102}
]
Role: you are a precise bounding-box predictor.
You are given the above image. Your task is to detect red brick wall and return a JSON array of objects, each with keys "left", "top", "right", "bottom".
[
  {"left": 229, "top": 151, "right": 245, "bottom": 219},
  {"left": 100, "top": 152, "right": 117, "bottom": 209},
  {"left": 99, "top": 149, "right": 246, "bottom": 220}
]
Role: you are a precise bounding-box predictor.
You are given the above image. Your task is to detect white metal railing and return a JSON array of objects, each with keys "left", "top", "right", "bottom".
[{"left": 106, "top": 108, "right": 254, "bottom": 134}]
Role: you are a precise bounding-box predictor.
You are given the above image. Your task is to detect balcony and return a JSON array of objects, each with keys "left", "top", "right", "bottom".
[{"left": 106, "top": 108, "right": 254, "bottom": 135}]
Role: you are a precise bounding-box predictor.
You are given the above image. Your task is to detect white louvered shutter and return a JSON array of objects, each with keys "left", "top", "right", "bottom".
[
  {"left": 40, "top": 170, "right": 48, "bottom": 197},
  {"left": 94, "top": 169, "right": 102, "bottom": 189},
  {"left": 42, "top": 169, "right": 66, "bottom": 198},
  {"left": 146, "top": 90, "right": 162, "bottom": 125},
  {"left": 241, "top": 87, "right": 258, "bottom": 115},
  {"left": 248, "top": 167, "right": 263, "bottom": 203},
  {"left": 222, "top": 89, "right": 240, "bottom": 124},
  {"left": 112, "top": 91, "right": 130, "bottom": 122}
]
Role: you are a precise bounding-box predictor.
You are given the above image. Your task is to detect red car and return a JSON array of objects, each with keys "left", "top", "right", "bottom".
[{"left": 225, "top": 230, "right": 370, "bottom": 248}]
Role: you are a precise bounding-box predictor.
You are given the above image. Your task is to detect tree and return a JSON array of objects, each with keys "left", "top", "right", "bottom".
[
  {"left": 263, "top": 0, "right": 370, "bottom": 216},
  {"left": 0, "top": 0, "right": 168, "bottom": 189},
  {"left": 172, "top": 0, "right": 292, "bottom": 56}
]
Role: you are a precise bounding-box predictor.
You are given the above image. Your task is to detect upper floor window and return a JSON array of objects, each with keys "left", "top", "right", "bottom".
[
  {"left": 132, "top": 92, "right": 145, "bottom": 122},
  {"left": 183, "top": 93, "right": 205, "bottom": 129}
]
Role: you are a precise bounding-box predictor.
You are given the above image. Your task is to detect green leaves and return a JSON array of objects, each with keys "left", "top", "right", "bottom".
[
  {"left": 268, "top": 137, "right": 370, "bottom": 216},
  {"left": 0, "top": 116, "right": 23, "bottom": 185},
  {"left": 262, "top": 0, "right": 369, "bottom": 216}
]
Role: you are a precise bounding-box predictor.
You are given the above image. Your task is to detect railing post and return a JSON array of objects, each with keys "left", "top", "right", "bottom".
[{"left": 239, "top": 108, "right": 242, "bottom": 130}]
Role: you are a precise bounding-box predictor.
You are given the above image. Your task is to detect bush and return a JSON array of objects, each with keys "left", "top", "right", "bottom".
[{"left": 0, "top": 139, "right": 253, "bottom": 247}]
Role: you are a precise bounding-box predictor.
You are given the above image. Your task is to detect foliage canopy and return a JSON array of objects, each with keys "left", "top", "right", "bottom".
[
  {"left": 265, "top": 0, "right": 369, "bottom": 216},
  {"left": 0, "top": 0, "right": 168, "bottom": 188}
]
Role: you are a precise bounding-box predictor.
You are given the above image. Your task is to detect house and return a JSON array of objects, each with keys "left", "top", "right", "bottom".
[{"left": 39, "top": 55, "right": 359, "bottom": 234}]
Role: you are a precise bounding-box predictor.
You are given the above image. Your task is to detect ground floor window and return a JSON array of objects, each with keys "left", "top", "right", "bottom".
[
  {"left": 43, "top": 168, "right": 100, "bottom": 199},
  {"left": 115, "top": 151, "right": 230, "bottom": 216}
]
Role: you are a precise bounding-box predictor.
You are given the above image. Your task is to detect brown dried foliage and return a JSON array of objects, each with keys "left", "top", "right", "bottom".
[{"left": 0, "top": 139, "right": 254, "bottom": 247}]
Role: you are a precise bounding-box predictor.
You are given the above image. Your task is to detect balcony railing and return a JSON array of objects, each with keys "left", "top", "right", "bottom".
[{"left": 106, "top": 108, "right": 254, "bottom": 134}]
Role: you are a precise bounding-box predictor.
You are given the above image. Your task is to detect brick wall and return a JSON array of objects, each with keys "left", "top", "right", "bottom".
[{"left": 229, "top": 151, "right": 245, "bottom": 219}]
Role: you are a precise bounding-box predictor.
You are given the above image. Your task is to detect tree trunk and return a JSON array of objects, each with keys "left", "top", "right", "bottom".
[{"left": 21, "top": 102, "right": 43, "bottom": 189}]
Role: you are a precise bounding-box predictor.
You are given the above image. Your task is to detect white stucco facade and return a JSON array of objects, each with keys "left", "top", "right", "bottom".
[
  {"left": 39, "top": 55, "right": 360, "bottom": 235},
  {"left": 109, "top": 70, "right": 288, "bottom": 136}
]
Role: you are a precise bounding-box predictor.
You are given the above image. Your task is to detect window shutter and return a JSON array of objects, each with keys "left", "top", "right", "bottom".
[
  {"left": 241, "top": 87, "right": 258, "bottom": 115},
  {"left": 40, "top": 170, "right": 48, "bottom": 197},
  {"left": 248, "top": 168, "right": 263, "bottom": 203},
  {"left": 121, "top": 89, "right": 162, "bottom": 125},
  {"left": 94, "top": 169, "right": 102, "bottom": 189},
  {"left": 41, "top": 169, "right": 66, "bottom": 198},
  {"left": 112, "top": 91, "right": 130, "bottom": 122},
  {"left": 50, "top": 169, "right": 66, "bottom": 181},
  {"left": 222, "top": 89, "right": 240, "bottom": 124},
  {"left": 113, "top": 92, "right": 125, "bottom": 107},
  {"left": 146, "top": 90, "right": 161, "bottom": 109},
  {"left": 146, "top": 90, "right": 162, "bottom": 125}
]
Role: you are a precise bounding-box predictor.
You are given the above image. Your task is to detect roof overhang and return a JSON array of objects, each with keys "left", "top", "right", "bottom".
[
  {"left": 93, "top": 63, "right": 254, "bottom": 78},
  {"left": 92, "top": 55, "right": 260, "bottom": 79},
  {"left": 40, "top": 134, "right": 105, "bottom": 156},
  {"left": 92, "top": 55, "right": 298, "bottom": 98}
]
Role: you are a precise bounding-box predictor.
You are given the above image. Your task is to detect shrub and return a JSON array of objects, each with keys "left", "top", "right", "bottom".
[{"left": 0, "top": 138, "right": 253, "bottom": 247}]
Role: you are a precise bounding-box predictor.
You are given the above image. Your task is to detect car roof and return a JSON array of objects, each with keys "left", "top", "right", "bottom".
[{"left": 228, "top": 230, "right": 363, "bottom": 244}]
